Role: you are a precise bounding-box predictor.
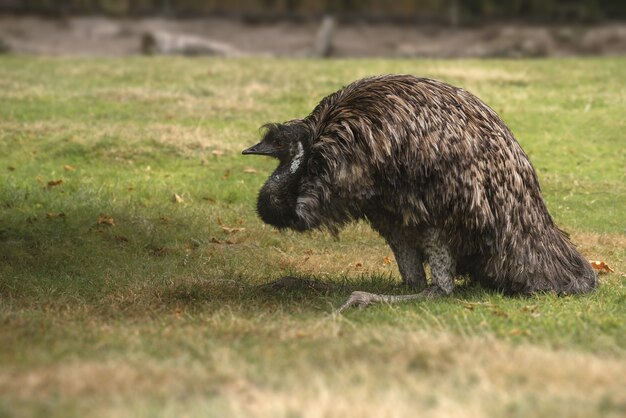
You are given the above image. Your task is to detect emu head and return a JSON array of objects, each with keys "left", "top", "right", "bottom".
[{"left": 242, "top": 122, "right": 310, "bottom": 229}]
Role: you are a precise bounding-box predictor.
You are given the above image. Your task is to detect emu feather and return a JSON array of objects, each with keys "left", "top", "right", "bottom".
[{"left": 243, "top": 74, "right": 597, "bottom": 311}]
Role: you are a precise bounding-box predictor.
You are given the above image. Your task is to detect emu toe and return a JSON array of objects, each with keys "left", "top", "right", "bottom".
[{"left": 335, "top": 285, "right": 447, "bottom": 314}]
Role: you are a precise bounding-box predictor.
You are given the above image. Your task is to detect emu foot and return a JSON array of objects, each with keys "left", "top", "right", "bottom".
[{"left": 335, "top": 285, "right": 446, "bottom": 314}]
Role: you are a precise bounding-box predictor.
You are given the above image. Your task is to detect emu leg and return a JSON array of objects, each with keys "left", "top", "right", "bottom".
[
  {"left": 386, "top": 236, "right": 427, "bottom": 290},
  {"left": 335, "top": 230, "right": 454, "bottom": 314},
  {"left": 422, "top": 230, "right": 456, "bottom": 295}
]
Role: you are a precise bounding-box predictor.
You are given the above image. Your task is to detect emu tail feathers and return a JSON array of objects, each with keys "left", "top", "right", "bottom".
[
  {"left": 548, "top": 227, "right": 598, "bottom": 295},
  {"left": 515, "top": 227, "right": 598, "bottom": 295}
]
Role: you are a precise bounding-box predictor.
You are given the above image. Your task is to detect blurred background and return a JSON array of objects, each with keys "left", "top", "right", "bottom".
[{"left": 0, "top": 0, "right": 625, "bottom": 57}]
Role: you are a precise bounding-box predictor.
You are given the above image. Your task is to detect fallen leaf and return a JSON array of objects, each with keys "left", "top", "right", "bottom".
[
  {"left": 355, "top": 262, "right": 363, "bottom": 268},
  {"left": 222, "top": 169, "right": 230, "bottom": 180},
  {"left": 173, "top": 307, "right": 183, "bottom": 319},
  {"left": 243, "top": 167, "right": 258, "bottom": 174},
  {"left": 115, "top": 235, "right": 129, "bottom": 243},
  {"left": 383, "top": 256, "right": 391, "bottom": 265},
  {"left": 212, "top": 150, "right": 224, "bottom": 157},
  {"left": 46, "top": 212, "right": 66, "bottom": 220},
  {"left": 47, "top": 179, "right": 64, "bottom": 188},
  {"left": 63, "top": 165, "right": 76, "bottom": 171},
  {"left": 490, "top": 306, "right": 509, "bottom": 319},
  {"left": 97, "top": 214, "right": 115, "bottom": 226},
  {"left": 590, "top": 260, "right": 614, "bottom": 273},
  {"left": 172, "top": 193, "right": 184, "bottom": 203}
]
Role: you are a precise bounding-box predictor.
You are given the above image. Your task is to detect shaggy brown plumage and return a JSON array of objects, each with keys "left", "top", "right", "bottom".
[{"left": 243, "top": 74, "right": 597, "bottom": 309}]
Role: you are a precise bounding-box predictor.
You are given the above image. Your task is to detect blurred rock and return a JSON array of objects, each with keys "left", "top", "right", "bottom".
[
  {"left": 489, "top": 27, "right": 555, "bottom": 58},
  {"left": 581, "top": 24, "right": 626, "bottom": 54},
  {"left": 0, "top": 37, "right": 9, "bottom": 53},
  {"left": 141, "top": 31, "right": 240, "bottom": 56},
  {"left": 311, "top": 15, "right": 334, "bottom": 58},
  {"left": 70, "top": 17, "right": 122, "bottom": 39}
]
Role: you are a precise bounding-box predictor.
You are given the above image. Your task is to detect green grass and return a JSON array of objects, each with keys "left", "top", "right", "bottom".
[{"left": 1, "top": 56, "right": 625, "bottom": 418}]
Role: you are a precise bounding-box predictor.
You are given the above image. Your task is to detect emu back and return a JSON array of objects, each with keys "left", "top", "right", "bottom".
[{"left": 243, "top": 74, "right": 597, "bottom": 297}]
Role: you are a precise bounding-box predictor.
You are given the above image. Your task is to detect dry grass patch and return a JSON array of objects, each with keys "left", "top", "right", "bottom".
[
  {"left": 572, "top": 232, "right": 626, "bottom": 274},
  {"left": 0, "top": 120, "right": 250, "bottom": 158},
  {"left": 2, "top": 329, "right": 624, "bottom": 417}
]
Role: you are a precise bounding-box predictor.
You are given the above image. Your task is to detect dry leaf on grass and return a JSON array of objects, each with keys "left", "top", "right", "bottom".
[
  {"left": 490, "top": 306, "right": 509, "bottom": 319},
  {"left": 47, "top": 179, "right": 63, "bottom": 188},
  {"left": 46, "top": 212, "right": 66, "bottom": 220},
  {"left": 97, "top": 214, "right": 115, "bottom": 226},
  {"left": 212, "top": 150, "right": 224, "bottom": 157},
  {"left": 508, "top": 328, "right": 531, "bottom": 336},
  {"left": 222, "top": 169, "right": 231, "bottom": 180},
  {"left": 243, "top": 167, "right": 258, "bottom": 174},
  {"left": 383, "top": 256, "right": 392, "bottom": 265},
  {"left": 173, "top": 308, "right": 183, "bottom": 319},
  {"left": 172, "top": 193, "right": 184, "bottom": 203},
  {"left": 590, "top": 260, "right": 614, "bottom": 273},
  {"left": 63, "top": 165, "right": 76, "bottom": 171}
]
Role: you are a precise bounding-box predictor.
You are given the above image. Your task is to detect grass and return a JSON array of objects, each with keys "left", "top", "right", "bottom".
[{"left": 0, "top": 56, "right": 625, "bottom": 418}]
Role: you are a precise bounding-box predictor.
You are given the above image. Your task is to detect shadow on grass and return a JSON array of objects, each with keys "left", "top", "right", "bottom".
[
  {"left": 157, "top": 273, "right": 493, "bottom": 315},
  {"left": 0, "top": 199, "right": 499, "bottom": 317}
]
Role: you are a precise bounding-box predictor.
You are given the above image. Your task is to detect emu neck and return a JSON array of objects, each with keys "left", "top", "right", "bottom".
[{"left": 257, "top": 162, "right": 300, "bottom": 229}]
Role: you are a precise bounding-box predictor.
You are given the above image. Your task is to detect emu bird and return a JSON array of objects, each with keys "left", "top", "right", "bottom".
[{"left": 242, "top": 74, "right": 597, "bottom": 312}]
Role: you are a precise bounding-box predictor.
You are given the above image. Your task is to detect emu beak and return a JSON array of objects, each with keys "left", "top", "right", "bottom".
[{"left": 242, "top": 141, "right": 277, "bottom": 157}]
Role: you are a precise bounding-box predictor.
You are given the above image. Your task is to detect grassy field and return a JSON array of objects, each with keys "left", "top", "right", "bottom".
[{"left": 0, "top": 56, "right": 625, "bottom": 417}]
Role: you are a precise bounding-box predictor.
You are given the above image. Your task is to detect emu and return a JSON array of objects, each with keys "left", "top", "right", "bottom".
[{"left": 242, "top": 74, "right": 597, "bottom": 312}]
